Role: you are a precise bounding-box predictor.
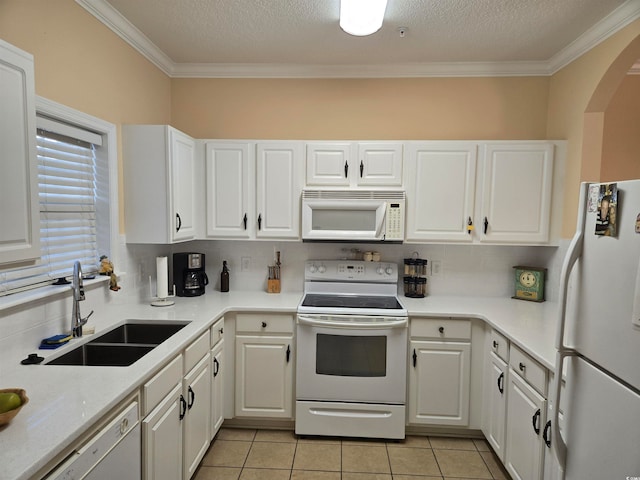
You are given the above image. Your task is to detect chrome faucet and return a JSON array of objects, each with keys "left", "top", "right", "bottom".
[{"left": 71, "top": 261, "right": 93, "bottom": 337}]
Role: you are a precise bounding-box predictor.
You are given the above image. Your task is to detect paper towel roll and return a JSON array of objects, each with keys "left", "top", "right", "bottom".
[{"left": 156, "top": 256, "right": 169, "bottom": 298}]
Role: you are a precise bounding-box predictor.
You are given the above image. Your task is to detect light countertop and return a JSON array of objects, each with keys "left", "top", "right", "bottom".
[{"left": 0, "top": 292, "right": 559, "bottom": 480}]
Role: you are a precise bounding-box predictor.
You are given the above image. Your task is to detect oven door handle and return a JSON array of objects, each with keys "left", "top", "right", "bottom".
[{"left": 297, "top": 315, "right": 408, "bottom": 329}]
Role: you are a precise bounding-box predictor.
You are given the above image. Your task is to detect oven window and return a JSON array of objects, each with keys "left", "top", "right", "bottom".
[{"left": 316, "top": 334, "right": 386, "bottom": 377}]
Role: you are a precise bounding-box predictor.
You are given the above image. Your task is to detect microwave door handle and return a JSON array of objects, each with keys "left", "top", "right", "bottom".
[{"left": 375, "top": 206, "right": 387, "bottom": 239}]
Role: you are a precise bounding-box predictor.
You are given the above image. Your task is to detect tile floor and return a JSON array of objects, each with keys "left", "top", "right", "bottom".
[{"left": 194, "top": 428, "right": 511, "bottom": 480}]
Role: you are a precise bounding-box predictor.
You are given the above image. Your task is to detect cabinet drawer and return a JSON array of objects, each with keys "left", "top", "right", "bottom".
[
  {"left": 143, "top": 354, "right": 183, "bottom": 416},
  {"left": 509, "top": 344, "right": 547, "bottom": 395},
  {"left": 185, "top": 330, "right": 210, "bottom": 373},
  {"left": 490, "top": 330, "right": 509, "bottom": 362},
  {"left": 211, "top": 318, "right": 224, "bottom": 346},
  {"left": 410, "top": 318, "right": 471, "bottom": 340},
  {"left": 236, "top": 313, "right": 294, "bottom": 334}
]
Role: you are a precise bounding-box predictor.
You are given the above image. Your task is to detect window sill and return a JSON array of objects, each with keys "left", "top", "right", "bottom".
[{"left": 0, "top": 276, "right": 112, "bottom": 313}]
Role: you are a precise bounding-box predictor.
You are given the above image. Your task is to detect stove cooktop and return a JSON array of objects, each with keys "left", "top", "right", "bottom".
[{"left": 300, "top": 294, "right": 403, "bottom": 310}]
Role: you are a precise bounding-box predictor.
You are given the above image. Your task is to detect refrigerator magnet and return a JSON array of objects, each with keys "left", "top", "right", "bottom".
[
  {"left": 594, "top": 183, "right": 618, "bottom": 237},
  {"left": 636, "top": 214, "right": 640, "bottom": 234}
]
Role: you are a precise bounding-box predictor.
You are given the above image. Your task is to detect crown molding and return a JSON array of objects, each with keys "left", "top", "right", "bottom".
[
  {"left": 171, "top": 61, "right": 552, "bottom": 78},
  {"left": 548, "top": 0, "right": 640, "bottom": 74},
  {"left": 75, "top": 0, "right": 175, "bottom": 76},
  {"left": 77, "top": 0, "right": 640, "bottom": 78}
]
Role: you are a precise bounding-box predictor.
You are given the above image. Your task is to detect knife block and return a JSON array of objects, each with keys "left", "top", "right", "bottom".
[{"left": 267, "top": 278, "right": 281, "bottom": 293}]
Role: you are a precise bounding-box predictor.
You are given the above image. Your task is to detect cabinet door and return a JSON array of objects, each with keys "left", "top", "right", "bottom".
[
  {"left": 505, "top": 368, "right": 546, "bottom": 480},
  {"left": 235, "top": 335, "right": 293, "bottom": 418},
  {"left": 210, "top": 340, "right": 224, "bottom": 439},
  {"left": 483, "top": 351, "right": 508, "bottom": 460},
  {"left": 306, "top": 142, "right": 352, "bottom": 186},
  {"left": 0, "top": 40, "right": 39, "bottom": 264},
  {"left": 409, "top": 340, "right": 470, "bottom": 426},
  {"left": 143, "top": 383, "right": 183, "bottom": 480},
  {"left": 480, "top": 143, "right": 554, "bottom": 244},
  {"left": 183, "top": 354, "right": 211, "bottom": 480},
  {"left": 256, "top": 142, "right": 303, "bottom": 239},
  {"left": 405, "top": 142, "right": 477, "bottom": 242},
  {"left": 170, "top": 128, "right": 196, "bottom": 241},
  {"left": 357, "top": 142, "right": 403, "bottom": 186},
  {"left": 205, "top": 142, "right": 253, "bottom": 238}
]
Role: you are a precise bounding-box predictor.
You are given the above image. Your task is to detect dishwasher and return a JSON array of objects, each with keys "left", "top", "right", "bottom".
[{"left": 46, "top": 400, "right": 141, "bottom": 480}]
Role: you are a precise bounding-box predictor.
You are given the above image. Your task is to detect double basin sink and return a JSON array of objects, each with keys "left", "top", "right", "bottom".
[{"left": 45, "top": 320, "right": 189, "bottom": 367}]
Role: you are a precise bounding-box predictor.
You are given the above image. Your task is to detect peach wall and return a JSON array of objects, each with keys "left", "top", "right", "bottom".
[
  {"left": 547, "top": 19, "right": 640, "bottom": 237},
  {"left": 0, "top": 0, "right": 172, "bottom": 233},
  {"left": 171, "top": 77, "right": 549, "bottom": 140},
  {"left": 601, "top": 75, "right": 640, "bottom": 181}
]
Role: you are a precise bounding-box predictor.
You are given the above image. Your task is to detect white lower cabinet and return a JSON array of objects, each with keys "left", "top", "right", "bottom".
[
  {"left": 235, "top": 314, "right": 294, "bottom": 418},
  {"left": 408, "top": 318, "right": 471, "bottom": 426},
  {"left": 483, "top": 351, "right": 508, "bottom": 460},
  {"left": 143, "top": 330, "right": 211, "bottom": 480},
  {"left": 505, "top": 368, "right": 546, "bottom": 480},
  {"left": 210, "top": 319, "right": 225, "bottom": 438}
]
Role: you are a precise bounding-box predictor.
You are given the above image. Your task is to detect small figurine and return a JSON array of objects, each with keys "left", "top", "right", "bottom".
[{"left": 99, "top": 255, "right": 121, "bottom": 291}]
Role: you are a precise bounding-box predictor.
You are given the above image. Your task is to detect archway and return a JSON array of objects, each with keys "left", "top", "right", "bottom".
[{"left": 581, "top": 34, "right": 640, "bottom": 182}]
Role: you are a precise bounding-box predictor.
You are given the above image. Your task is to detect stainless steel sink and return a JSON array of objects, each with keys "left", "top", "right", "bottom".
[
  {"left": 45, "top": 320, "right": 190, "bottom": 366},
  {"left": 46, "top": 344, "right": 155, "bottom": 366},
  {"left": 89, "top": 321, "right": 189, "bottom": 345}
]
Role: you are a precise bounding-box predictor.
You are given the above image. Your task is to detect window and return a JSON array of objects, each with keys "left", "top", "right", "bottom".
[{"left": 0, "top": 99, "right": 116, "bottom": 296}]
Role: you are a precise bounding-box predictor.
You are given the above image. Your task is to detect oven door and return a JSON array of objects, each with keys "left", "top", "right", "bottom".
[{"left": 296, "top": 314, "right": 408, "bottom": 404}]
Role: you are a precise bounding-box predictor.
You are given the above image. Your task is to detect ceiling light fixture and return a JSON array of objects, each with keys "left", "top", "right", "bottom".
[{"left": 340, "top": 0, "right": 388, "bottom": 37}]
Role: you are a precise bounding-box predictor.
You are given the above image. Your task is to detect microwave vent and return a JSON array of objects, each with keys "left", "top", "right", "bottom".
[{"left": 302, "top": 190, "right": 405, "bottom": 200}]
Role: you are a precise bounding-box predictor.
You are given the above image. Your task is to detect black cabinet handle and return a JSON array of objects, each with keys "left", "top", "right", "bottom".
[
  {"left": 243, "top": 213, "right": 247, "bottom": 230},
  {"left": 519, "top": 362, "right": 526, "bottom": 372},
  {"left": 258, "top": 214, "right": 262, "bottom": 230},
  {"left": 483, "top": 216, "right": 488, "bottom": 234},
  {"left": 176, "top": 213, "right": 182, "bottom": 232},
  {"left": 543, "top": 420, "right": 552, "bottom": 447},
  {"left": 261, "top": 321, "right": 267, "bottom": 328},
  {"left": 179, "top": 394, "right": 187, "bottom": 420},
  {"left": 344, "top": 160, "right": 349, "bottom": 178},
  {"left": 438, "top": 326, "right": 444, "bottom": 334},
  {"left": 187, "top": 386, "right": 195, "bottom": 409},
  {"left": 532, "top": 408, "right": 541, "bottom": 435},
  {"left": 359, "top": 160, "right": 364, "bottom": 177},
  {"left": 497, "top": 372, "right": 504, "bottom": 394},
  {"left": 412, "top": 349, "right": 417, "bottom": 368},
  {"left": 286, "top": 345, "right": 291, "bottom": 363},
  {"left": 213, "top": 358, "right": 220, "bottom": 377},
  {"left": 492, "top": 340, "right": 499, "bottom": 348},
  {"left": 219, "top": 327, "right": 224, "bottom": 335},
  {"left": 467, "top": 216, "right": 473, "bottom": 234}
]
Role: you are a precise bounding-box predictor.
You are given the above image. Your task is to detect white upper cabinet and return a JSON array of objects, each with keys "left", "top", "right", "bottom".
[
  {"left": 0, "top": 40, "right": 40, "bottom": 264},
  {"left": 123, "top": 125, "right": 197, "bottom": 244},
  {"left": 205, "top": 141, "right": 303, "bottom": 240},
  {"left": 405, "top": 142, "right": 477, "bottom": 242},
  {"left": 256, "top": 142, "right": 304, "bottom": 239},
  {"left": 206, "top": 142, "right": 253, "bottom": 238},
  {"left": 479, "top": 143, "right": 554, "bottom": 244},
  {"left": 306, "top": 142, "right": 402, "bottom": 187}
]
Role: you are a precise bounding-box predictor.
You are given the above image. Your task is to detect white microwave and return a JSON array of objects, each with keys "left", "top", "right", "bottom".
[{"left": 301, "top": 190, "right": 405, "bottom": 242}]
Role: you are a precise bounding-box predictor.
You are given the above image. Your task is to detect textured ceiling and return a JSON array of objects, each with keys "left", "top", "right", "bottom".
[{"left": 103, "top": 0, "right": 628, "bottom": 66}]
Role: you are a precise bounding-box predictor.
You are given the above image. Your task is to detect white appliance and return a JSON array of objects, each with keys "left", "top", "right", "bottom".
[
  {"left": 553, "top": 181, "right": 640, "bottom": 480},
  {"left": 296, "top": 260, "right": 408, "bottom": 439},
  {"left": 46, "top": 401, "right": 141, "bottom": 480},
  {"left": 301, "top": 190, "right": 405, "bottom": 242}
]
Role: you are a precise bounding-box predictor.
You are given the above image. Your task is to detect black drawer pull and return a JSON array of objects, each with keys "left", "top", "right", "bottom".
[
  {"left": 187, "top": 386, "right": 195, "bottom": 409},
  {"left": 532, "top": 408, "right": 541, "bottom": 435},
  {"left": 497, "top": 372, "right": 504, "bottom": 394},
  {"left": 261, "top": 321, "right": 267, "bottom": 328},
  {"left": 412, "top": 349, "right": 417, "bottom": 368},
  {"left": 438, "top": 326, "right": 444, "bottom": 334},
  {"left": 543, "top": 420, "right": 552, "bottom": 447},
  {"left": 519, "top": 362, "right": 526, "bottom": 372},
  {"left": 213, "top": 358, "right": 220, "bottom": 377},
  {"left": 492, "top": 340, "right": 499, "bottom": 348},
  {"left": 179, "top": 395, "right": 187, "bottom": 420}
]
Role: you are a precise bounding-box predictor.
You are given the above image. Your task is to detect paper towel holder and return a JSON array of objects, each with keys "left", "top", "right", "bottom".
[{"left": 149, "top": 276, "right": 176, "bottom": 306}]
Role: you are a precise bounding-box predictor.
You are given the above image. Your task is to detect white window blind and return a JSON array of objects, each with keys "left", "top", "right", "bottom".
[{"left": 0, "top": 120, "right": 100, "bottom": 295}]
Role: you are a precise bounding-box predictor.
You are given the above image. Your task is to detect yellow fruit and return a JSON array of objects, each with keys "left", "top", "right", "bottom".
[{"left": 0, "top": 392, "right": 22, "bottom": 413}]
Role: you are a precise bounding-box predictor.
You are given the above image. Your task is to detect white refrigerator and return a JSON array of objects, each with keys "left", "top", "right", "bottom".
[{"left": 553, "top": 180, "right": 640, "bottom": 480}]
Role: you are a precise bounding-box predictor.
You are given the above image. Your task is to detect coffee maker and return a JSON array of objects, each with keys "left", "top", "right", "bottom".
[{"left": 173, "top": 252, "right": 208, "bottom": 297}]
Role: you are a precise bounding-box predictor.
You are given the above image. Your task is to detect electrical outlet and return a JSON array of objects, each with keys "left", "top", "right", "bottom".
[
  {"left": 241, "top": 256, "right": 251, "bottom": 272},
  {"left": 431, "top": 260, "right": 442, "bottom": 277}
]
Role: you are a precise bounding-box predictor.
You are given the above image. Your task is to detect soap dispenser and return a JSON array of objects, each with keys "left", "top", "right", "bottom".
[{"left": 220, "top": 260, "right": 229, "bottom": 292}]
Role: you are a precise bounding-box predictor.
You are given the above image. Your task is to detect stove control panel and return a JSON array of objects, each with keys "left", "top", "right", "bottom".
[{"left": 305, "top": 260, "right": 398, "bottom": 282}]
